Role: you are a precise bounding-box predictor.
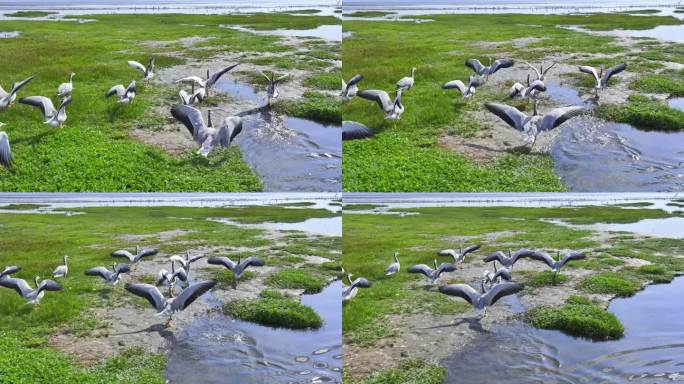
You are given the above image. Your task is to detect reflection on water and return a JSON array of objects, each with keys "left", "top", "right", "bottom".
[
  {"left": 165, "top": 281, "right": 342, "bottom": 384},
  {"left": 543, "top": 83, "right": 590, "bottom": 106},
  {"left": 221, "top": 24, "right": 341, "bottom": 42},
  {"left": 210, "top": 215, "right": 342, "bottom": 236},
  {"left": 444, "top": 277, "right": 684, "bottom": 383}
]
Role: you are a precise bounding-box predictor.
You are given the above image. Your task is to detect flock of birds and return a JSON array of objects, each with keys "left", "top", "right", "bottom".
[
  {"left": 342, "top": 57, "right": 628, "bottom": 148},
  {"left": 0, "top": 57, "right": 291, "bottom": 169},
  {"left": 0, "top": 246, "right": 265, "bottom": 327},
  {"left": 343, "top": 244, "right": 587, "bottom": 317}
]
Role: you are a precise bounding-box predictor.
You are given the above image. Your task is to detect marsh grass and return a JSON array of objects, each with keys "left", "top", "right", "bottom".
[
  {"left": 265, "top": 268, "right": 327, "bottom": 293},
  {"left": 222, "top": 294, "right": 323, "bottom": 329},
  {"left": 347, "top": 359, "right": 446, "bottom": 384}
]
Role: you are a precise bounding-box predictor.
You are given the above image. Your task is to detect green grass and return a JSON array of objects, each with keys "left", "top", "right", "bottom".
[
  {"left": 347, "top": 359, "right": 446, "bottom": 384},
  {"left": 521, "top": 271, "right": 569, "bottom": 287},
  {"left": 597, "top": 95, "right": 684, "bottom": 131},
  {"left": 629, "top": 74, "right": 684, "bottom": 97},
  {"left": 265, "top": 268, "right": 327, "bottom": 293},
  {"left": 5, "top": 11, "right": 57, "bottom": 17},
  {"left": 345, "top": 11, "right": 395, "bottom": 18},
  {"left": 0, "top": 203, "right": 47, "bottom": 210},
  {"left": 275, "top": 91, "right": 341, "bottom": 124},
  {"left": 343, "top": 204, "right": 385, "bottom": 211},
  {"left": 222, "top": 294, "right": 322, "bottom": 329},
  {"left": 525, "top": 296, "right": 625, "bottom": 340},
  {"left": 303, "top": 72, "right": 340, "bottom": 90},
  {"left": 577, "top": 271, "right": 641, "bottom": 297}
]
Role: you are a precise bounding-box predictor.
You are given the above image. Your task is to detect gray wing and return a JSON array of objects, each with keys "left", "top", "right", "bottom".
[
  {"left": 206, "top": 63, "right": 239, "bottom": 88},
  {"left": 560, "top": 251, "right": 586, "bottom": 267},
  {"left": 238, "top": 256, "right": 265, "bottom": 270},
  {"left": 342, "top": 121, "right": 373, "bottom": 141},
  {"left": 345, "top": 74, "right": 363, "bottom": 91},
  {"left": 125, "top": 80, "right": 137, "bottom": 95},
  {"left": 0, "top": 132, "right": 12, "bottom": 169},
  {"left": 438, "top": 249, "right": 457, "bottom": 258},
  {"left": 35, "top": 279, "right": 62, "bottom": 294},
  {"left": 215, "top": 117, "right": 242, "bottom": 147},
  {"left": 523, "top": 61, "right": 542, "bottom": 78},
  {"left": 510, "top": 248, "right": 538, "bottom": 263},
  {"left": 85, "top": 267, "right": 114, "bottom": 281},
  {"left": 19, "top": 96, "right": 55, "bottom": 118},
  {"left": 106, "top": 85, "right": 125, "bottom": 98},
  {"left": 357, "top": 89, "right": 393, "bottom": 112},
  {"left": 207, "top": 256, "right": 237, "bottom": 270},
  {"left": 493, "top": 268, "right": 512, "bottom": 281},
  {"left": 529, "top": 80, "right": 547, "bottom": 93},
  {"left": 173, "top": 268, "right": 188, "bottom": 282},
  {"left": 540, "top": 106, "right": 585, "bottom": 131},
  {"left": 484, "top": 102, "right": 527, "bottom": 131},
  {"left": 0, "top": 277, "right": 33, "bottom": 297},
  {"left": 407, "top": 264, "right": 433, "bottom": 278},
  {"left": 137, "top": 248, "right": 158, "bottom": 259},
  {"left": 483, "top": 251, "right": 507, "bottom": 263},
  {"left": 489, "top": 59, "right": 514, "bottom": 74},
  {"left": 125, "top": 283, "right": 166, "bottom": 312},
  {"left": 461, "top": 244, "right": 481, "bottom": 256},
  {"left": 350, "top": 277, "right": 372, "bottom": 289},
  {"left": 519, "top": 250, "right": 556, "bottom": 268},
  {"left": 171, "top": 104, "right": 205, "bottom": 139},
  {"left": 128, "top": 60, "right": 146, "bottom": 73},
  {"left": 438, "top": 284, "right": 480, "bottom": 305},
  {"left": 579, "top": 66, "right": 599, "bottom": 83},
  {"left": 10, "top": 76, "right": 35, "bottom": 96},
  {"left": 0, "top": 265, "right": 20, "bottom": 278},
  {"left": 188, "top": 255, "right": 204, "bottom": 264},
  {"left": 442, "top": 80, "right": 467, "bottom": 94},
  {"left": 111, "top": 250, "right": 135, "bottom": 262},
  {"left": 468, "top": 76, "right": 481, "bottom": 88},
  {"left": 437, "top": 262, "right": 457, "bottom": 274},
  {"left": 170, "top": 280, "right": 217, "bottom": 311},
  {"left": 482, "top": 282, "right": 523, "bottom": 306},
  {"left": 114, "top": 263, "right": 131, "bottom": 274},
  {"left": 602, "top": 63, "right": 627, "bottom": 85},
  {"left": 465, "top": 59, "right": 485, "bottom": 74}
]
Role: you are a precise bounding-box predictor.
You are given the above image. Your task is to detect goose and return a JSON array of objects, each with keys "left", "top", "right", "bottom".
[
  {"left": 175, "top": 64, "right": 239, "bottom": 97},
  {"left": 385, "top": 252, "right": 400, "bottom": 276},
  {"left": 0, "top": 265, "right": 20, "bottom": 280},
  {"left": 357, "top": 89, "right": 404, "bottom": 120},
  {"left": 207, "top": 255, "right": 264, "bottom": 286},
  {"left": 128, "top": 58, "right": 155, "bottom": 83},
  {"left": 484, "top": 101, "right": 585, "bottom": 147},
  {"left": 523, "top": 61, "right": 556, "bottom": 81},
  {"left": 466, "top": 58, "right": 514, "bottom": 80},
  {"left": 111, "top": 245, "right": 158, "bottom": 270},
  {"left": 438, "top": 244, "right": 481, "bottom": 268},
  {"left": 0, "top": 129, "right": 12, "bottom": 169},
  {"left": 52, "top": 255, "right": 68, "bottom": 278},
  {"left": 261, "top": 71, "right": 289, "bottom": 105},
  {"left": 124, "top": 280, "right": 217, "bottom": 327},
  {"left": 341, "top": 74, "right": 363, "bottom": 98},
  {"left": 170, "top": 105, "right": 243, "bottom": 157},
  {"left": 578, "top": 63, "right": 627, "bottom": 92},
  {"left": 407, "top": 259, "right": 457, "bottom": 284},
  {"left": 0, "top": 276, "right": 62, "bottom": 304},
  {"left": 20, "top": 96, "right": 72, "bottom": 128},
  {"left": 482, "top": 261, "right": 512, "bottom": 291},
  {"left": 106, "top": 80, "right": 136, "bottom": 104},
  {"left": 509, "top": 75, "right": 546, "bottom": 100},
  {"left": 439, "top": 282, "right": 523, "bottom": 317},
  {"left": 0, "top": 75, "right": 34, "bottom": 109},
  {"left": 156, "top": 262, "right": 188, "bottom": 292},
  {"left": 169, "top": 251, "right": 203, "bottom": 275},
  {"left": 396, "top": 67, "right": 416, "bottom": 91},
  {"left": 483, "top": 248, "right": 537, "bottom": 270},
  {"left": 85, "top": 263, "right": 131, "bottom": 285},
  {"left": 57, "top": 73, "right": 75, "bottom": 98},
  {"left": 442, "top": 76, "right": 481, "bottom": 98},
  {"left": 342, "top": 274, "right": 372, "bottom": 302}
]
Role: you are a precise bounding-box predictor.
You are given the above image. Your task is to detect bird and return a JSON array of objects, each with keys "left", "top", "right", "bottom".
[
  {"left": 156, "top": 262, "right": 188, "bottom": 292},
  {"left": 0, "top": 129, "right": 12, "bottom": 169},
  {"left": 523, "top": 61, "right": 556, "bottom": 81},
  {"left": 578, "top": 63, "right": 627, "bottom": 92},
  {"left": 124, "top": 280, "right": 217, "bottom": 327},
  {"left": 521, "top": 250, "right": 586, "bottom": 273},
  {"left": 483, "top": 248, "right": 537, "bottom": 270},
  {"left": 342, "top": 121, "right": 374, "bottom": 140},
  {"left": 175, "top": 64, "right": 239, "bottom": 97},
  {"left": 169, "top": 251, "right": 203, "bottom": 276},
  {"left": 0, "top": 265, "right": 20, "bottom": 280},
  {"left": 0, "top": 276, "right": 62, "bottom": 304},
  {"left": 178, "top": 82, "right": 201, "bottom": 105},
  {"left": 442, "top": 76, "right": 481, "bottom": 99},
  {"left": 52, "top": 255, "right": 68, "bottom": 278},
  {"left": 57, "top": 72, "right": 75, "bottom": 98},
  {"left": 128, "top": 58, "right": 155, "bottom": 83},
  {"left": 342, "top": 274, "right": 372, "bottom": 302},
  {"left": 261, "top": 71, "right": 289, "bottom": 105},
  {"left": 170, "top": 105, "right": 243, "bottom": 157},
  {"left": 509, "top": 75, "right": 546, "bottom": 100},
  {"left": 407, "top": 259, "right": 457, "bottom": 284},
  {"left": 111, "top": 246, "right": 158, "bottom": 270},
  {"left": 0, "top": 75, "right": 35, "bottom": 109},
  {"left": 385, "top": 252, "right": 400, "bottom": 276},
  {"left": 106, "top": 80, "right": 136, "bottom": 104},
  {"left": 482, "top": 261, "right": 512, "bottom": 291},
  {"left": 484, "top": 101, "right": 585, "bottom": 147},
  {"left": 341, "top": 74, "right": 363, "bottom": 98},
  {"left": 396, "top": 67, "right": 416, "bottom": 91},
  {"left": 439, "top": 282, "right": 523, "bottom": 317},
  {"left": 207, "top": 255, "right": 264, "bottom": 286},
  {"left": 357, "top": 89, "right": 404, "bottom": 120},
  {"left": 466, "top": 58, "right": 514, "bottom": 80},
  {"left": 85, "top": 263, "right": 131, "bottom": 285},
  {"left": 438, "top": 244, "right": 481, "bottom": 268},
  {"left": 19, "top": 95, "right": 72, "bottom": 128}
]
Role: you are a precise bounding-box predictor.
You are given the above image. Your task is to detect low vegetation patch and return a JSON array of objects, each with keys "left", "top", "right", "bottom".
[
  {"left": 636, "top": 264, "right": 675, "bottom": 284},
  {"left": 346, "top": 11, "right": 394, "bottom": 17},
  {"left": 346, "top": 318, "right": 400, "bottom": 347},
  {"left": 0, "top": 204, "right": 47, "bottom": 210},
  {"left": 303, "top": 73, "right": 339, "bottom": 90},
  {"left": 597, "top": 95, "right": 684, "bottom": 131},
  {"left": 222, "top": 295, "right": 322, "bottom": 329},
  {"left": 351, "top": 359, "right": 446, "bottom": 384},
  {"left": 276, "top": 91, "right": 341, "bottom": 124},
  {"left": 629, "top": 74, "right": 684, "bottom": 97},
  {"left": 5, "top": 11, "right": 56, "bottom": 17},
  {"left": 522, "top": 271, "right": 569, "bottom": 287},
  {"left": 265, "top": 268, "right": 326, "bottom": 293},
  {"left": 577, "top": 271, "right": 641, "bottom": 297}
]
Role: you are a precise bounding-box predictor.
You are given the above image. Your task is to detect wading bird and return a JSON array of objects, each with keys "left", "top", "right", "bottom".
[
  {"left": 509, "top": 75, "right": 546, "bottom": 100},
  {"left": 178, "top": 82, "right": 201, "bottom": 105},
  {"left": 175, "top": 64, "right": 239, "bottom": 98},
  {"left": 357, "top": 89, "right": 404, "bottom": 120},
  {"left": 20, "top": 96, "right": 72, "bottom": 128},
  {"left": 0, "top": 129, "right": 12, "bottom": 169},
  {"left": 439, "top": 282, "right": 523, "bottom": 317},
  {"left": 342, "top": 274, "right": 372, "bottom": 302},
  {"left": 523, "top": 61, "right": 556, "bottom": 81},
  {"left": 52, "top": 255, "right": 68, "bottom": 278},
  {"left": 0, "top": 266, "right": 20, "bottom": 280},
  {"left": 341, "top": 74, "right": 363, "bottom": 99},
  {"left": 466, "top": 58, "right": 514, "bottom": 80},
  {"left": 171, "top": 105, "right": 243, "bottom": 157},
  {"left": 442, "top": 76, "right": 481, "bottom": 99},
  {"left": 128, "top": 58, "right": 155, "bottom": 83},
  {"left": 85, "top": 263, "right": 131, "bottom": 285},
  {"left": 111, "top": 246, "right": 158, "bottom": 271},
  {"left": 483, "top": 248, "right": 537, "bottom": 270},
  {"left": 261, "top": 71, "right": 289, "bottom": 105},
  {"left": 124, "top": 280, "right": 217, "bottom": 327},
  {"left": 408, "top": 259, "right": 457, "bottom": 284},
  {"left": 438, "top": 244, "right": 481, "bottom": 268},
  {"left": 484, "top": 101, "right": 585, "bottom": 147},
  {"left": 385, "top": 252, "right": 401, "bottom": 276},
  {"left": 106, "top": 80, "right": 136, "bottom": 104},
  {"left": 482, "top": 261, "right": 512, "bottom": 291},
  {"left": 156, "top": 262, "right": 188, "bottom": 293},
  {"left": 578, "top": 63, "right": 627, "bottom": 93},
  {"left": 0, "top": 276, "right": 62, "bottom": 304},
  {"left": 207, "top": 255, "right": 264, "bottom": 286},
  {"left": 169, "top": 251, "right": 203, "bottom": 276},
  {"left": 0, "top": 75, "right": 34, "bottom": 109},
  {"left": 396, "top": 67, "right": 416, "bottom": 91},
  {"left": 57, "top": 73, "right": 75, "bottom": 98}
]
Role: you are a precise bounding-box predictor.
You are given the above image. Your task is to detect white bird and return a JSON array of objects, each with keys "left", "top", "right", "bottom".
[
  {"left": 523, "top": 61, "right": 556, "bottom": 81},
  {"left": 509, "top": 75, "right": 546, "bottom": 100},
  {"left": 485, "top": 101, "right": 585, "bottom": 147},
  {"left": 128, "top": 58, "right": 155, "bottom": 83},
  {"left": 0, "top": 129, "right": 12, "bottom": 169},
  {"left": 178, "top": 83, "right": 202, "bottom": 105},
  {"left": 106, "top": 80, "right": 136, "bottom": 104},
  {"left": 407, "top": 259, "right": 457, "bottom": 284},
  {"left": 466, "top": 58, "right": 514, "bottom": 80},
  {"left": 342, "top": 274, "right": 372, "bottom": 302},
  {"left": 85, "top": 263, "right": 131, "bottom": 285},
  {"left": 171, "top": 105, "right": 243, "bottom": 157},
  {"left": 396, "top": 67, "right": 416, "bottom": 91},
  {"left": 385, "top": 252, "right": 400, "bottom": 276},
  {"left": 438, "top": 244, "right": 481, "bottom": 268},
  {"left": 57, "top": 72, "right": 75, "bottom": 98},
  {"left": 578, "top": 63, "right": 627, "bottom": 91},
  {"left": 442, "top": 76, "right": 481, "bottom": 98},
  {"left": 439, "top": 282, "right": 523, "bottom": 317},
  {"left": 175, "top": 64, "right": 239, "bottom": 98},
  {"left": 156, "top": 262, "right": 188, "bottom": 292},
  {"left": 482, "top": 261, "right": 512, "bottom": 291},
  {"left": 52, "top": 255, "right": 68, "bottom": 278},
  {"left": 169, "top": 251, "right": 204, "bottom": 276},
  {"left": 341, "top": 74, "right": 363, "bottom": 99},
  {"left": 0, "top": 75, "right": 34, "bottom": 109},
  {"left": 124, "top": 280, "right": 217, "bottom": 327},
  {"left": 207, "top": 255, "right": 264, "bottom": 286},
  {"left": 357, "top": 89, "right": 404, "bottom": 120},
  {"left": 0, "top": 265, "right": 20, "bottom": 280},
  {"left": 0, "top": 276, "right": 62, "bottom": 304},
  {"left": 261, "top": 71, "right": 289, "bottom": 105},
  {"left": 19, "top": 95, "right": 72, "bottom": 128}
]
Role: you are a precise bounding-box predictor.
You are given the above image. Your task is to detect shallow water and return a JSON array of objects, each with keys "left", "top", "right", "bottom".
[
  {"left": 210, "top": 215, "right": 342, "bottom": 236},
  {"left": 543, "top": 83, "right": 589, "bottom": 106},
  {"left": 222, "top": 24, "right": 341, "bottom": 41},
  {"left": 551, "top": 116, "right": 684, "bottom": 192},
  {"left": 547, "top": 216, "right": 684, "bottom": 239},
  {"left": 668, "top": 97, "right": 684, "bottom": 112},
  {"left": 0, "top": 30, "right": 19, "bottom": 37},
  {"left": 444, "top": 276, "right": 684, "bottom": 383},
  {"left": 164, "top": 281, "right": 342, "bottom": 384}
]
